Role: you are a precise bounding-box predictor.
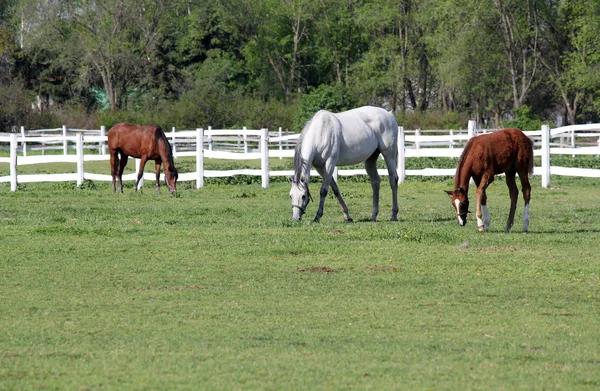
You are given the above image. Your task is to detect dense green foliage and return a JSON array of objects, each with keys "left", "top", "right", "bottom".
[
  {"left": 1, "top": 0, "right": 600, "bottom": 132},
  {"left": 1, "top": 174, "right": 599, "bottom": 389}
]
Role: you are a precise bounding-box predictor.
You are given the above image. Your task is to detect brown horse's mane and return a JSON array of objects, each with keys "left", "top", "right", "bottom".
[
  {"left": 158, "top": 131, "right": 175, "bottom": 168},
  {"left": 455, "top": 137, "right": 475, "bottom": 188}
]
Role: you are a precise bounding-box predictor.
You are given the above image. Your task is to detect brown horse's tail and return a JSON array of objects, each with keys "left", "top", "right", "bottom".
[{"left": 527, "top": 135, "right": 535, "bottom": 176}]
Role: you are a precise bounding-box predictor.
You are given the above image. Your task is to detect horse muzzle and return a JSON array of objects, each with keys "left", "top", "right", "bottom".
[{"left": 291, "top": 205, "right": 305, "bottom": 222}]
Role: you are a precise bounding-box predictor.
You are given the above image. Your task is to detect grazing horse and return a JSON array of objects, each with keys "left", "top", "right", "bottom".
[
  {"left": 108, "top": 123, "right": 178, "bottom": 194},
  {"left": 445, "top": 128, "right": 534, "bottom": 232},
  {"left": 289, "top": 106, "right": 399, "bottom": 222}
]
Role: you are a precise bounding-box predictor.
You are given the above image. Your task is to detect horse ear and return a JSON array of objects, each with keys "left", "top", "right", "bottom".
[
  {"left": 300, "top": 176, "right": 306, "bottom": 184},
  {"left": 458, "top": 187, "right": 466, "bottom": 194},
  {"left": 287, "top": 176, "right": 293, "bottom": 184},
  {"left": 444, "top": 190, "right": 454, "bottom": 196}
]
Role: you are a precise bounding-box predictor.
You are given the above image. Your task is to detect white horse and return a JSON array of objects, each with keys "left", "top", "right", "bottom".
[{"left": 289, "top": 106, "right": 399, "bottom": 222}]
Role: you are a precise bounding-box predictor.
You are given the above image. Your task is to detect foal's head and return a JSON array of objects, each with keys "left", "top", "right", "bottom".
[
  {"left": 445, "top": 188, "right": 470, "bottom": 226},
  {"left": 165, "top": 166, "right": 179, "bottom": 194},
  {"left": 288, "top": 176, "right": 311, "bottom": 222}
]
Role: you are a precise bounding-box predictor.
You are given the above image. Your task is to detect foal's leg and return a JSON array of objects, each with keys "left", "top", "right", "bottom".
[
  {"left": 134, "top": 156, "right": 148, "bottom": 193},
  {"left": 505, "top": 171, "right": 519, "bottom": 232},
  {"left": 474, "top": 177, "right": 490, "bottom": 230},
  {"left": 313, "top": 162, "right": 336, "bottom": 223},
  {"left": 519, "top": 171, "right": 532, "bottom": 232},
  {"left": 117, "top": 154, "right": 129, "bottom": 194},
  {"left": 155, "top": 160, "right": 162, "bottom": 194},
  {"left": 475, "top": 175, "right": 491, "bottom": 232},
  {"left": 381, "top": 151, "right": 399, "bottom": 221},
  {"left": 364, "top": 153, "right": 381, "bottom": 221},
  {"left": 110, "top": 150, "right": 119, "bottom": 193},
  {"left": 317, "top": 165, "right": 352, "bottom": 222}
]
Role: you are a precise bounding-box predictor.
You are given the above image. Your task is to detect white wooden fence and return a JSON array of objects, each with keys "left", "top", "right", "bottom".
[{"left": 1, "top": 121, "right": 600, "bottom": 192}]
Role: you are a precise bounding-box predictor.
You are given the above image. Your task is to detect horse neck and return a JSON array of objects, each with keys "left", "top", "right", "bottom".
[
  {"left": 158, "top": 137, "right": 174, "bottom": 168},
  {"left": 454, "top": 158, "right": 471, "bottom": 192},
  {"left": 294, "top": 141, "right": 314, "bottom": 183}
]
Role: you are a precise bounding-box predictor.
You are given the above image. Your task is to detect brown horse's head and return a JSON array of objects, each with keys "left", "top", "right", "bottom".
[
  {"left": 445, "top": 188, "right": 470, "bottom": 226},
  {"left": 165, "top": 166, "right": 178, "bottom": 194}
]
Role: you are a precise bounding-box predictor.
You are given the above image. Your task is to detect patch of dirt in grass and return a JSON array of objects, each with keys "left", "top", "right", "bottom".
[
  {"left": 540, "top": 312, "right": 578, "bottom": 317},
  {"left": 297, "top": 266, "right": 337, "bottom": 274},
  {"left": 327, "top": 229, "right": 344, "bottom": 234},
  {"left": 474, "top": 246, "right": 519, "bottom": 253},
  {"left": 362, "top": 266, "right": 401, "bottom": 272},
  {"left": 134, "top": 285, "right": 207, "bottom": 291}
]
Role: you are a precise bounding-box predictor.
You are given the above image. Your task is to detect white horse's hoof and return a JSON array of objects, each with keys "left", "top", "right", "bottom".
[{"left": 477, "top": 225, "right": 486, "bottom": 232}]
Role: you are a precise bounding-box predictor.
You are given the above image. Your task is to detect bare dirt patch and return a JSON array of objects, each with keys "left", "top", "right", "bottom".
[
  {"left": 362, "top": 266, "right": 401, "bottom": 272},
  {"left": 297, "top": 266, "right": 337, "bottom": 274}
]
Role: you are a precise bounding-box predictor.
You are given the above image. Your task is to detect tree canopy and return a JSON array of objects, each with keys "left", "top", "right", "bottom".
[{"left": 1, "top": 0, "right": 599, "bottom": 131}]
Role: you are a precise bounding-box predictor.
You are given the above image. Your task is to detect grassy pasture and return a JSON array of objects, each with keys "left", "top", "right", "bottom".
[{"left": 1, "top": 157, "right": 599, "bottom": 390}]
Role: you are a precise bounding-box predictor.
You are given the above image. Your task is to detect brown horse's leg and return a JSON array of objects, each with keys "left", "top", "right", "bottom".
[
  {"left": 519, "top": 171, "right": 532, "bottom": 232},
  {"left": 110, "top": 150, "right": 119, "bottom": 193},
  {"left": 364, "top": 153, "right": 381, "bottom": 221},
  {"left": 155, "top": 160, "right": 162, "bottom": 194},
  {"left": 505, "top": 171, "right": 519, "bottom": 232},
  {"left": 134, "top": 156, "right": 148, "bottom": 193},
  {"left": 475, "top": 176, "right": 491, "bottom": 232},
  {"left": 117, "top": 154, "right": 128, "bottom": 194}
]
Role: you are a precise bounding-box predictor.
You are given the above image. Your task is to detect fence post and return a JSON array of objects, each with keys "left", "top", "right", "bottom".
[
  {"left": 136, "top": 158, "right": 144, "bottom": 189},
  {"left": 100, "top": 125, "right": 106, "bottom": 155},
  {"left": 171, "top": 127, "right": 177, "bottom": 157},
  {"left": 63, "top": 125, "right": 68, "bottom": 155},
  {"left": 397, "top": 126, "right": 405, "bottom": 184},
  {"left": 208, "top": 126, "right": 213, "bottom": 151},
  {"left": 10, "top": 133, "right": 18, "bottom": 191},
  {"left": 449, "top": 129, "right": 454, "bottom": 148},
  {"left": 278, "top": 127, "right": 283, "bottom": 159},
  {"left": 467, "top": 120, "right": 476, "bottom": 139},
  {"left": 261, "top": 128, "right": 269, "bottom": 189},
  {"left": 243, "top": 126, "right": 248, "bottom": 154},
  {"left": 415, "top": 128, "right": 421, "bottom": 149},
  {"left": 196, "top": 128, "right": 204, "bottom": 189},
  {"left": 76, "top": 133, "right": 84, "bottom": 186},
  {"left": 542, "top": 124, "right": 550, "bottom": 188},
  {"left": 20, "top": 126, "right": 27, "bottom": 157},
  {"left": 571, "top": 128, "right": 576, "bottom": 157}
]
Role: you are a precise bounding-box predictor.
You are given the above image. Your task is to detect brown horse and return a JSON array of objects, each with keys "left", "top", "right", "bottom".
[
  {"left": 108, "top": 123, "right": 178, "bottom": 194},
  {"left": 445, "top": 128, "right": 534, "bottom": 232}
]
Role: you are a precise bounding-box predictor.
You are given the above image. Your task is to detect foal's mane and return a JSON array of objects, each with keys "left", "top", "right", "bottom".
[{"left": 455, "top": 137, "right": 476, "bottom": 187}]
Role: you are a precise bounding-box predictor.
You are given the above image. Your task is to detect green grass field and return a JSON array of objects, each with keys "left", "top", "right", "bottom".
[{"left": 1, "top": 160, "right": 599, "bottom": 390}]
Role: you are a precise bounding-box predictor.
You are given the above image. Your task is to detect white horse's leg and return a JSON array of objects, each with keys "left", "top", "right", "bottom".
[
  {"left": 381, "top": 152, "right": 399, "bottom": 221},
  {"left": 313, "top": 163, "right": 335, "bottom": 223},
  {"left": 322, "top": 169, "right": 352, "bottom": 222},
  {"left": 364, "top": 154, "right": 381, "bottom": 221}
]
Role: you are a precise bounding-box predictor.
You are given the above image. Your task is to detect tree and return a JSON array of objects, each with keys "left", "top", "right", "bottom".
[
  {"left": 492, "top": 0, "right": 542, "bottom": 109},
  {"left": 27, "top": 0, "right": 171, "bottom": 113}
]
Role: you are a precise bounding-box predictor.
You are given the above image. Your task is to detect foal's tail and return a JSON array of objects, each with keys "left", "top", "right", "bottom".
[{"left": 526, "top": 136, "right": 535, "bottom": 177}]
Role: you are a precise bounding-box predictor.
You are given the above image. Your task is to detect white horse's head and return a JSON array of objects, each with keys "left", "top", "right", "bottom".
[{"left": 288, "top": 176, "right": 311, "bottom": 221}]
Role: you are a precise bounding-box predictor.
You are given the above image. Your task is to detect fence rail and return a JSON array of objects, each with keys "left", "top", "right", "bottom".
[{"left": 1, "top": 121, "right": 600, "bottom": 191}]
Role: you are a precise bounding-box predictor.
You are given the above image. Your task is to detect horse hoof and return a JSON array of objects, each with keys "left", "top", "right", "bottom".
[
  {"left": 478, "top": 225, "right": 486, "bottom": 232},
  {"left": 345, "top": 218, "right": 354, "bottom": 223}
]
